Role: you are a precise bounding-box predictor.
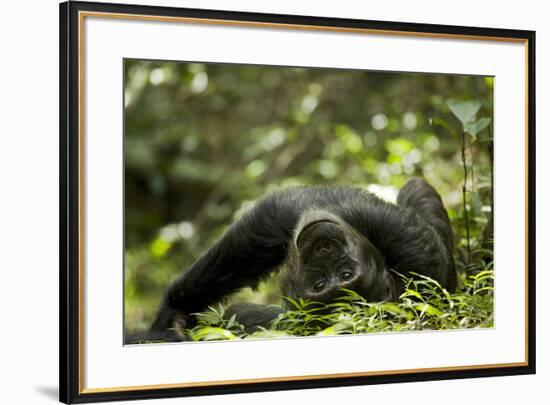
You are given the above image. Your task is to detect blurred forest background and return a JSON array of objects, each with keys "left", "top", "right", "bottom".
[{"left": 124, "top": 60, "right": 493, "bottom": 334}]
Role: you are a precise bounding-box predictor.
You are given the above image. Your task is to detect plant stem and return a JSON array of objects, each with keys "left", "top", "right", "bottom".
[
  {"left": 461, "top": 130, "right": 471, "bottom": 265},
  {"left": 470, "top": 145, "right": 475, "bottom": 191}
]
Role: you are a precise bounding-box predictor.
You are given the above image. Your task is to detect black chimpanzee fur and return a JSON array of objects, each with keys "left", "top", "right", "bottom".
[{"left": 135, "top": 178, "right": 455, "bottom": 343}]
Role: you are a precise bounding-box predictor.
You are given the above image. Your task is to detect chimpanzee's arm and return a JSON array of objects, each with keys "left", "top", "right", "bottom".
[{"left": 150, "top": 192, "right": 302, "bottom": 334}]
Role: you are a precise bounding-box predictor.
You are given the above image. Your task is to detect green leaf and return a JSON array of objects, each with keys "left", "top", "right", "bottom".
[
  {"left": 380, "top": 303, "right": 404, "bottom": 315},
  {"left": 190, "top": 327, "right": 237, "bottom": 341},
  {"left": 226, "top": 313, "right": 237, "bottom": 329},
  {"left": 316, "top": 326, "right": 338, "bottom": 336},
  {"left": 283, "top": 296, "right": 302, "bottom": 310},
  {"left": 464, "top": 117, "right": 491, "bottom": 138},
  {"left": 316, "top": 322, "right": 352, "bottom": 336},
  {"left": 246, "top": 330, "right": 291, "bottom": 339},
  {"left": 474, "top": 270, "right": 495, "bottom": 281},
  {"left": 415, "top": 303, "right": 443, "bottom": 317},
  {"left": 447, "top": 99, "right": 481, "bottom": 126},
  {"left": 474, "top": 286, "right": 494, "bottom": 294},
  {"left": 401, "top": 289, "right": 423, "bottom": 300},
  {"left": 193, "top": 304, "right": 225, "bottom": 325}
]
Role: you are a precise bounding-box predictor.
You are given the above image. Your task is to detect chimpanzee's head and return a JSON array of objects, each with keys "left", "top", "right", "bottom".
[{"left": 280, "top": 210, "right": 396, "bottom": 305}]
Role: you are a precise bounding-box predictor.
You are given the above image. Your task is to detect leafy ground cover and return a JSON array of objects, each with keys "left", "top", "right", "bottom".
[{"left": 184, "top": 262, "right": 493, "bottom": 342}]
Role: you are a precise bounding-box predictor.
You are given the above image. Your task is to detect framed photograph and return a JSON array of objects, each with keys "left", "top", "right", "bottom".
[{"left": 60, "top": 1, "right": 535, "bottom": 403}]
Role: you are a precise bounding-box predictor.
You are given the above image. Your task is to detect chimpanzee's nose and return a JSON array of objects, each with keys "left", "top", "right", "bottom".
[{"left": 307, "top": 277, "right": 359, "bottom": 303}]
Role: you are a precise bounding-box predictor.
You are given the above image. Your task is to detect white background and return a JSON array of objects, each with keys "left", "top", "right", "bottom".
[{"left": 0, "top": 0, "right": 546, "bottom": 404}]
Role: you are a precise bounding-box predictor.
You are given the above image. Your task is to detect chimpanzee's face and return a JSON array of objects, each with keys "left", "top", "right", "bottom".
[{"left": 283, "top": 210, "right": 396, "bottom": 304}]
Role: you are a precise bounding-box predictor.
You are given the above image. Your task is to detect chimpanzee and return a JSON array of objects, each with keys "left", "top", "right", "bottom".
[{"left": 139, "top": 178, "right": 456, "bottom": 342}]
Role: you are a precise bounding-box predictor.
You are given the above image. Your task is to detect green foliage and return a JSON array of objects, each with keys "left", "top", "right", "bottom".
[
  {"left": 184, "top": 267, "right": 494, "bottom": 341},
  {"left": 447, "top": 98, "right": 492, "bottom": 140},
  {"left": 179, "top": 304, "right": 244, "bottom": 341}
]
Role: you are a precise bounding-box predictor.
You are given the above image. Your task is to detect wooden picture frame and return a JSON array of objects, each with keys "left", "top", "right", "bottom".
[{"left": 60, "top": 1, "right": 535, "bottom": 403}]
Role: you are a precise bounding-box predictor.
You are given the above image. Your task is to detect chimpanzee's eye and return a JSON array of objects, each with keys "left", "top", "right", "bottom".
[
  {"left": 340, "top": 270, "right": 354, "bottom": 281},
  {"left": 313, "top": 280, "right": 326, "bottom": 292}
]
